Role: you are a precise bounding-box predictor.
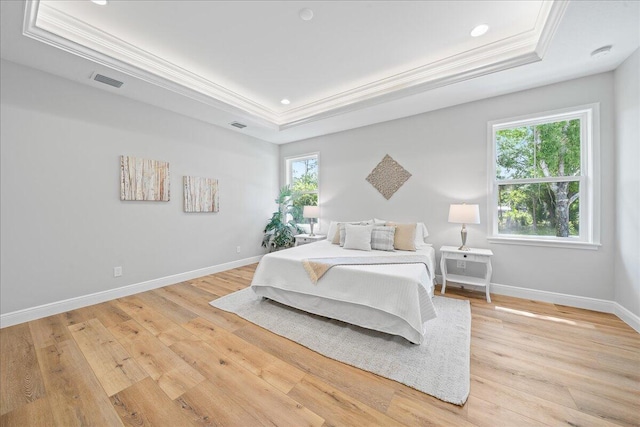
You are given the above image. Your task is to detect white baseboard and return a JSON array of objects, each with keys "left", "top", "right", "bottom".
[
  {"left": 435, "top": 275, "right": 640, "bottom": 333},
  {"left": 613, "top": 303, "right": 640, "bottom": 334},
  {"left": 489, "top": 282, "right": 616, "bottom": 313},
  {"left": 0, "top": 255, "right": 263, "bottom": 329}
]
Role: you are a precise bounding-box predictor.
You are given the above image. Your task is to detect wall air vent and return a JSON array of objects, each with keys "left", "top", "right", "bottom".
[
  {"left": 92, "top": 73, "right": 123, "bottom": 88},
  {"left": 230, "top": 121, "right": 247, "bottom": 129}
]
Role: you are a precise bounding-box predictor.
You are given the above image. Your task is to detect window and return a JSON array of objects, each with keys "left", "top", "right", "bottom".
[
  {"left": 285, "top": 153, "right": 319, "bottom": 223},
  {"left": 487, "top": 104, "right": 600, "bottom": 249}
]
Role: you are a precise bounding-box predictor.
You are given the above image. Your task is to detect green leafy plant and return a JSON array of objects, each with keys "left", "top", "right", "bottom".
[{"left": 262, "top": 185, "right": 304, "bottom": 252}]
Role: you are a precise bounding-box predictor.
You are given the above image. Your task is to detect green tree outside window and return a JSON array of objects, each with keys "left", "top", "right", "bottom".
[
  {"left": 288, "top": 156, "right": 318, "bottom": 223},
  {"left": 495, "top": 119, "right": 581, "bottom": 238}
]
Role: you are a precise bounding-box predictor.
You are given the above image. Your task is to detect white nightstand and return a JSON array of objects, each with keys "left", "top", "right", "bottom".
[
  {"left": 294, "top": 234, "right": 326, "bottom": 246},
  {"left": 440, "top": 245, "right": 494, "bottom": 302}
]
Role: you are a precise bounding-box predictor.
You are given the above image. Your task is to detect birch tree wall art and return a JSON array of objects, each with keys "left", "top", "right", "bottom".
[
  {"left": 183, "top": 176, "right": 219, "bottom": 213},
  {"left": 120, "top": 155, "right": 170, "bottom": 201}
]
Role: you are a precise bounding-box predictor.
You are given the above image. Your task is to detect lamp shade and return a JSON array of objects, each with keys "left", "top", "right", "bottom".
[
  {"left": 448, "top": 204, "right": 480, "bottom": 224},
  {"left": 303, "top": 206, "right": 320, "bottom": 219}
]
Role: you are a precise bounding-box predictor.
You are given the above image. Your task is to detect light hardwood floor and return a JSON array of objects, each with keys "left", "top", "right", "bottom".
[{"left": 1, "top": 264, "right": 639, "bottom": 426}]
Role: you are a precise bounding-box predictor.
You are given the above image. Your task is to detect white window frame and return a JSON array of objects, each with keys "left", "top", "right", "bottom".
[
  {"left": 285, "top": 152, "right": 319, "bottom": 194},
  {"left": 285, "top": 152, "right": 320, "bottom": 224},
  {"left": 487, "top": 104, "right": 600, "bottom": 250}
]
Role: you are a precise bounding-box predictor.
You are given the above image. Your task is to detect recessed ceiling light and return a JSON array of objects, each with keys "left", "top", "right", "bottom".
[
  {"left": 281, "top": 99, "right": 291, "bottom": 105},
  {"left": 299, "top": 8, "right": 314, "bottom": 21},
  {"left": 91, "top": 0, "right": 108, "bottom": 5},
  {"left": 591, "top": 45, "right": 612, "bottom": 59},
  {"left": 470, "top": 24, "right": 489, "bottom": 37}
]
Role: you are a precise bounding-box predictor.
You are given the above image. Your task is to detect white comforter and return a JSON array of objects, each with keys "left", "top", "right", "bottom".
[{"left": 251, "top": 240, "right": 437, "bottom": 344}]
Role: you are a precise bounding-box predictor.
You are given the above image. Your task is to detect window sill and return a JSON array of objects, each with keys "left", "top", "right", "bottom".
[{"left": 487, "top": 236, "right": 601, "bottom": 250}]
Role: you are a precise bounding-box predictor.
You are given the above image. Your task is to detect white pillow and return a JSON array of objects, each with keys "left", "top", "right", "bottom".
[
  {"left": 418, "top": 222, "right": 429, "bottom": 238},
  {"left": 327, "top": 221, "right": 339, "bottom": 243},
  {"left": 343, "top": 224, "right": 373, "bottom": 251},
  {"left": 415, "top": 222, "right": 430, "bottom": 247}
]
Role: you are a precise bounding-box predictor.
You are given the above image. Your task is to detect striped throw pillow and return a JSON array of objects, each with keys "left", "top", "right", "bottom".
[{"left": 371, "top": 225, "right": 396, "bottom": 251}]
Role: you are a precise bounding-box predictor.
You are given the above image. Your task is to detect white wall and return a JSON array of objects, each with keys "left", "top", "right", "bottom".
[
  {"left": 2, "top": 55, "right": 629, "bottom": 320},
  {"left": 614, "top": 49, "right": 640, "bottom": 317},
  {"left": 280, "top": 73, "right": 616, "bottom": 301},
  {"left": 0, "top": 60, "right": 278, "bottom": 315}
]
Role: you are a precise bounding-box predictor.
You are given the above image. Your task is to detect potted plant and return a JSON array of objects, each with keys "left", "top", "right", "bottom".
[{"left": 262, "top": 185, "right": 304, "bottom": 252}]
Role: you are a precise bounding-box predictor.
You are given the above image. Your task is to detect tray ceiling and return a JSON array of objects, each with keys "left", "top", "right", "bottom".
[
  {"left": 2, "top": 1, "right": 637, "bottom": 143},
  {"left": 25, "top": 0, "right": 565, "bottom": 129}
]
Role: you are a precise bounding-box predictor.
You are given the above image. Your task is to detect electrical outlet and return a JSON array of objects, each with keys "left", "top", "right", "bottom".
[
  {"left": 113, "top": 266, "right": 122, "bottom": 277},
  {"left": 236, "top": 246, "right": 241, "bottom": 254},
  {"left": 456, "top": 260, "right": 466, "bottom": 269}
]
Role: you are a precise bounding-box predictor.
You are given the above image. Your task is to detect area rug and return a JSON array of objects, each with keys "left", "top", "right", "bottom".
[{"left": 210, "top": 288, "right": 471, "bottom": 405}]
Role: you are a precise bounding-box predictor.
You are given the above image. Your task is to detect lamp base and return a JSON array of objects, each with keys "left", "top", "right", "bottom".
[
  {"left": 459, "top": 224, "right": 470, "bottom": 251},
  {"left": 309, "top": 222, "right": 315, "bottom": 237}
]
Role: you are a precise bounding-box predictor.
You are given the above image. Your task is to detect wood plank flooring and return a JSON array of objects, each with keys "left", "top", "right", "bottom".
[{"left": 1, "top": 264, "right": 639, "bottom": 426}]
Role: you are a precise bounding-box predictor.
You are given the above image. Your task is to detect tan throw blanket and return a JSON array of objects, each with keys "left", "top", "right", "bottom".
[{"left": 302, "top": 255, "right": 430, "bottom": 284}]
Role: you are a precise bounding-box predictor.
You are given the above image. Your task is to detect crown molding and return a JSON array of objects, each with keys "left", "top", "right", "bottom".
[
  {"left": 534, "top": 0, "right": 570, "bottom": 58},
  {"left": 23, "top": 0, "right": 568, "bottom": 131},
  {"left": 23, "top": 1, "right": 280, "bottom": 129},
  {"left": 279, "top": 43, "right": 542, "bottom": 130}
]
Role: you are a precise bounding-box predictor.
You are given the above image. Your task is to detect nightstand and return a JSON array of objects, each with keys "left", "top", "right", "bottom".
[
  {"left": 440, "top": 245, "right": 494, "bottom": 302},
  {"left": 294, "top": 234, "right": 326, "bottom": 246}
]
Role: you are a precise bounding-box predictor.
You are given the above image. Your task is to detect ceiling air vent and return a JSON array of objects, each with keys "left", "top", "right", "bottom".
[
  {"left": 230, "top": 121, "right": 247, "bottom": 129},
  {"left": 92, "top": 73, "right": 123, "bottom": 88}
]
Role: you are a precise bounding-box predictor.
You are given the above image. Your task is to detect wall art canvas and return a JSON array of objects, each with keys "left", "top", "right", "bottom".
[
  {"left": 120, "top": 155, "right": 170, "bottom": 201},
  {"left": 366, "top": 154, "right": 412, "bottom": 200},
  {"left": 183, "top": 176, "right": 219, "bottom": 213}
]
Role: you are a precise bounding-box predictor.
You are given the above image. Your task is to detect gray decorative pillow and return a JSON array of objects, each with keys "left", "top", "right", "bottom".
[
  {"left": 371, "top": 225, "right": 396, "bottom": 251},
  {"left": 332, "top": 220, "right": 373, "bottom": 245}
]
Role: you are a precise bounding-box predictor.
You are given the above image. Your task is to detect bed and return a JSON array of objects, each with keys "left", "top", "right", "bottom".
[{"left": 251, "top": 236, "right": 437, "bottom": 344}]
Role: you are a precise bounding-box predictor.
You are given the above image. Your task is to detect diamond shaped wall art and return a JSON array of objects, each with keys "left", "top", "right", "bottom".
[{"left": 366, "top": 154, "right": 412, "bottom": 200}]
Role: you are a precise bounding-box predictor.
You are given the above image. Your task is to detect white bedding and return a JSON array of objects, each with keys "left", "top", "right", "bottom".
[{"left": 251, "top": 240, "right": 437, "bottom": 344}]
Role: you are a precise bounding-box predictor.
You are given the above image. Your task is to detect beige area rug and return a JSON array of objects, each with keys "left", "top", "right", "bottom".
[{"left": 210, "top": 288, "right": 471, "bottom": 405}]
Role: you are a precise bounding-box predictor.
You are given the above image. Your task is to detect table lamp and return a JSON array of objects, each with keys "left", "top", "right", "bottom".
[
  {"left": 303, "top": 206, "right": 320, "bottom": 236},
  {"left": 448, "top": 203, "right": 480, "bottom": 251}
]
